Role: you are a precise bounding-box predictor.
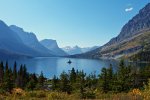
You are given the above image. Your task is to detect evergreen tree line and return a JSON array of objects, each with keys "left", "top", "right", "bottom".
[
  {"left": 0, "top": 61, "right": 45, "bottom": 93},
  {"left": 51, "top": 60, "right": 150, "bottom": 99},
  {"left": 0, "top": 60, "right": 150, "bottom": 99}
]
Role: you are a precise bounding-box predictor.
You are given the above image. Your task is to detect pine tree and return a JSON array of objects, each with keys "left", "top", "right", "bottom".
[
  {"left": 116, "top": 60, "right": 131, "bottom": 92},
  {"left": 107, "top": 64, "right": 114, "bottom": 91},
  {"left": 13, "top": 62, "right": 17, "bottom": 87},
  {"left": 70, "top": 68, "right": 76, "bottom": 88},
  {"left": 26, "top": 73, "right": 38, "bottom": 91},
  {"left": 86, "top": 72, "right": 97, "bottom": 89},
  {"left": 5, "top": 61, "right": 9, "bottom": 73},
  {"left": 0, "top": 62, "right": 4, "bottom": 83},
  {"left": 3, "top": 62, "right": 13, "bottom": 92},
  {"left": 16, "top": 65, "right": 23, "bottom": 88},
  {"left": 38, "top": 71, "right": 45, "bottom": 89},
  {"left": 8, "top": 68, "right": 14, "bottom": 90},
  {"left": 60, "top": 71, "right": 71, "bottom": 93},
  {"left": 75, "top": 70, "right": 86, "bottom": 98},
  {"left": 99, "top": 67, "right": 109, "bottom": 93},
  {"left": 51, "top": 75, "right": 59, "bottom": 90},
  {"left": 70, "top": 68, "right": 76, "bottom": 82},
  {"left": 22, "top": 65, "right": 28, "bottom": 88}
]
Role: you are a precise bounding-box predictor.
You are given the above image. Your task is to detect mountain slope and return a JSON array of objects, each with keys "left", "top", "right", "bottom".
[
  {"left": 129, "top": 31, "right": 150, "bottom": 61},
  {"left": 9, "top": 25, "right": 55, "bottom": 56},
  {"left": 73, "top": 3, "right": 150, "bottom": 59},
  {"left": 40, "top": 39, "right": 68, "bottom": 56},
  {"left": 0, "top": 20, "right": 44, "bottom": 57},
  {"left": 106, "top": 3, "right": 150, "bottom": 46}
]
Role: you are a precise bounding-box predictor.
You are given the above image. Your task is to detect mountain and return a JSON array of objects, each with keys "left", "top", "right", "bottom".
[
  {"left": 62, "top": 46, "right": 82, "bottom": 55},
  {"left": 0, "top": 49, "right": 30, "bottom": 59},
  {"left": 62, "top": 46, "right": 99, "bottom": 55},
  {"left": 40, "top": 39, "right": 68, "bottom": 56},
  {"left": 9, "top": 25, "right": 55, "bottom": 56},
  {"left": 0, "top": 20, "right": 46, "bottom": 58},
  {"left": 72, "top": 3, "right": 150, "bottom": 60}
]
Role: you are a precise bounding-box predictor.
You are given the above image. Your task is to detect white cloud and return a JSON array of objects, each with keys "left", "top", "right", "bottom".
[{"left": 125, "top": 7, "right": 133, "bottom": 12}]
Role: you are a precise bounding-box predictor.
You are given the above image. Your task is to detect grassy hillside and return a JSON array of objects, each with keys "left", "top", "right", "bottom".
[
  {"left": 127, "top": 31, "right": 150, "bottom": 61},
  {"left": 99, "top": 30, "right": 150, "bottom": 59}
]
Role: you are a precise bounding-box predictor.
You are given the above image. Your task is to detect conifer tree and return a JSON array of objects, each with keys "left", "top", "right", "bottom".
[
  {"left": 116, "top": 60, "right": 131, "bottom": 92},
  {"left": 26, "top": 73, "right": 38, "bottom": 90},
  {"left": 51, "top": 75, "right": 59, "bottom": 90},
  {"left": 60, "top": 71, "right": 71, "bottom": 93},
  {"left": 5, "top": 61, "right": 9, "bottom": 72},
  {"left": 3, "top": 62, "right": 13, "bottom": 92},
  {"left": 107, "top": 64, "right": 114, "bottom": 91},
  {"left": 70, "top": 68, "right": 76, "bottom": 83},
  {"left": 0, "top": 62, "right": 4, "bottom": 83},
  {"left": 13, "top": 62, "right": 17, "bottom": 87},
  {"left": 77, "top": 70, "right": 86, "bottom": 98},
  {"left": 38, "top": 71, "right": 45, "bottom": 89},
  {"left": 99, "top": 67, "right": 109, "bottom": 93},
  {"left": 16, "top": 65, "right": 23, "bottom": 88},
  {"left": 22, "top": 65, "right": 28, "bottom": 88}
]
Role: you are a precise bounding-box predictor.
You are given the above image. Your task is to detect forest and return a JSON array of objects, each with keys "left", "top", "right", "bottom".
[{"left": 0, "top": 60, "right": 150, "bottom": 99}]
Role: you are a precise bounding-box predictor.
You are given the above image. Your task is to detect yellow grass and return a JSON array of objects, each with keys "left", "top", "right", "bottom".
[{"left": 0, "top": 88, "right": 150, "bottom": 100}]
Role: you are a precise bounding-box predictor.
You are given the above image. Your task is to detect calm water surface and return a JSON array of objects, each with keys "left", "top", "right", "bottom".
[{"left": 1, "top": 57, "right": 149, "bottom": 78}]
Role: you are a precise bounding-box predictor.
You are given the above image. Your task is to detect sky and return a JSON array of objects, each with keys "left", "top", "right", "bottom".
[{"left": 0, "top": 0, "right": 149, "bottom": 48}]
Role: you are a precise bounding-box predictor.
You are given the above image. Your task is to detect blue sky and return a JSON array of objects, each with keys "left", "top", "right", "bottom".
[{"left": 0, "top": 0, "right": 149, "bottom": 47}]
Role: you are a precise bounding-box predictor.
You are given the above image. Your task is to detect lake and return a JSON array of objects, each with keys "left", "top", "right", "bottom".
[{"left": 1, "top": 57, "right": 149, "bottom": 78}]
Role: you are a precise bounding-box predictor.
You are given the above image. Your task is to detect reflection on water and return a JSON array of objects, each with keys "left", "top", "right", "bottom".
[{"left": 0, "top": 57, "right": 149, "bottom": 78}]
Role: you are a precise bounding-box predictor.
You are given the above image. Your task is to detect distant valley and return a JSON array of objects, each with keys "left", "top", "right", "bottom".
[{"left": 62, "top": 46, "right": 99, "bottom": 55}]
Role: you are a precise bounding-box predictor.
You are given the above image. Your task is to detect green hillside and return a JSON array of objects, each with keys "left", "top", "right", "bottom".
[{"left": 129, "top": 31, "right": 150, "bottom": 61}]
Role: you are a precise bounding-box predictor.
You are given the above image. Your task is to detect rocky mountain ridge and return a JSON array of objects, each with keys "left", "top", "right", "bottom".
[
  {"left": 72, "top": 3, "right": 150, "bottom": 59},
  {"left": 40, "top": 39, "right": 68, "bottom": 56}
]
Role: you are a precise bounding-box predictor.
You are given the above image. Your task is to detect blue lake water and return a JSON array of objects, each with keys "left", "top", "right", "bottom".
[{"left": 1, "top": 57, "right": 149, "bottom": 78}]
